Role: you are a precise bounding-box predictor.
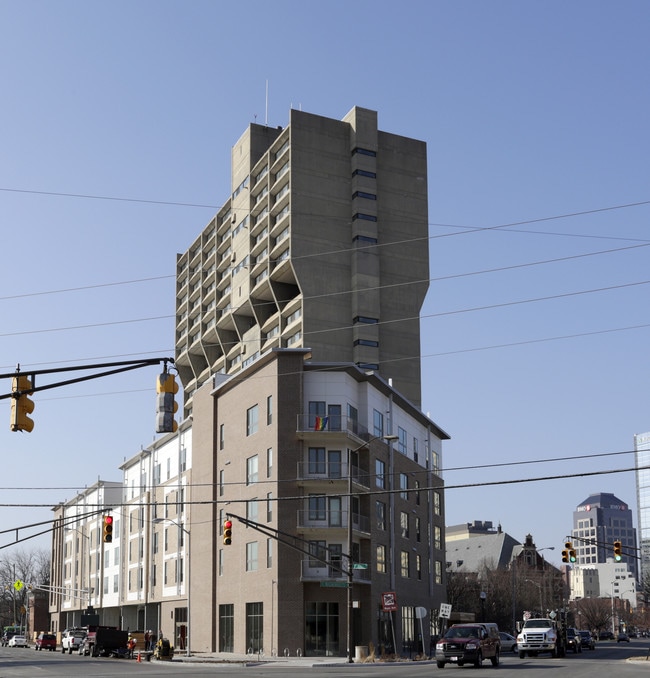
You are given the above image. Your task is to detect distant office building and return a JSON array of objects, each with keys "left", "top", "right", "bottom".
[
  {"left": 634, "top": 431, "right": 650, "bottom": 587},
  {"left": 571, "top": 492, "right": 637, "bottom": 581}
]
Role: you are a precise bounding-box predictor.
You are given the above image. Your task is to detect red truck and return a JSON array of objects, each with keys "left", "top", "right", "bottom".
[{"left": 35, "top": 632, "right": 57, "bottom": 651}]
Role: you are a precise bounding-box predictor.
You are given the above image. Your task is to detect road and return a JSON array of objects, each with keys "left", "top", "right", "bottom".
[{"left": 0, "top": 640, "right": 649, "bottom": 677}]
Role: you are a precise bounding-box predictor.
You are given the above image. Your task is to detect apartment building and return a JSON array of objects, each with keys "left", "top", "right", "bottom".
[
  {"left": 50, "top": 422, "right": 192, "bottom": 648},
  {"left": 189, "top": 348, "right": 448, "bottom": 656},
  {"left": 175, "top": 106, "right": 429, "bottom": 414}
]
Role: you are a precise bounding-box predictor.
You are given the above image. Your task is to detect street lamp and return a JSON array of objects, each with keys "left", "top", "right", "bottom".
[
  {"left": 153, "top": 518, "right": 191, "bottom": 657},
  {"left": 346, "top": 433, "right": 398, "bottom": 663}
]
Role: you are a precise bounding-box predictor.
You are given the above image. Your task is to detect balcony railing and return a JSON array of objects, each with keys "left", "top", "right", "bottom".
[
  {"left": 296, "top": 414, "right": 368, "bottom": 439},
  {"left": 300, "top": 559, "right": 371, "bottom": 582},
  {"left": 296, "top": 462, "right": 371, "bottom": 489},
  {"left": 296, "top": 510, "right": 370, "bottom": 534}
]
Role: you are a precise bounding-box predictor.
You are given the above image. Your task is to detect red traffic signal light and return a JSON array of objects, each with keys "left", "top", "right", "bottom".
[
  {"left": 614, "top": 540, "right": 622, "bottom": 562},
  {"left": 223, "top": 519, "right": 232, "bottom": 546},
  {"left": 103, "top": 515, "right": 114, "bottom": 543}
]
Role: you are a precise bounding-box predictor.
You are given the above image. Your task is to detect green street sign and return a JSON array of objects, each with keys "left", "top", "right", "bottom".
[
  {"left": 320, "top": 581, "right": 348, "bottom": 588},
  {"left": 353, "top": 563, "right": 368, "bottom": 569}
]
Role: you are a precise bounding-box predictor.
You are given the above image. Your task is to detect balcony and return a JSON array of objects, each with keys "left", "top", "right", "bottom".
[
  {"left": 296, "top": 510, "right": 370, "bottom": 536},
  {"left": 295, "top": 414, "right": 369, "bottom": 441},
  {"left": 296, "top": 461, "right": 371, "bottom": 490},
  {"left": 300, "top": 559, "right": 371, "bottom": 584}
]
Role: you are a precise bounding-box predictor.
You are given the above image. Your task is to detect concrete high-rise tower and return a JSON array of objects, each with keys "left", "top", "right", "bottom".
[{"left": 175, "top": 106, "right": 429, "bottom": 413}]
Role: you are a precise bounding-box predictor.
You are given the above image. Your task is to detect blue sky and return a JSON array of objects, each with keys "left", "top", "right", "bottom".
[{"left": 0, "top": 1, "right": 648, "bottom": 566}]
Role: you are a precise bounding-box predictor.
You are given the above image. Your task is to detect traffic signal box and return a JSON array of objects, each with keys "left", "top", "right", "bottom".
[
  {"left": 156, "top": 372, "right": 178, "bottom": 434},
  {"left": 10, "top": 375, "right": 35, "bottom": 432},
  {"left": 103, "top": 515, "right": 114, "bottom": 543},
  {"left": 613, "top": 540, "right": 622, "bottom": 562},
  {"left": 223, "top": 519, "right": 232, "bottom": 546},
  {"left": 562, "top": 541, "right": 577, "bottom": 563}
]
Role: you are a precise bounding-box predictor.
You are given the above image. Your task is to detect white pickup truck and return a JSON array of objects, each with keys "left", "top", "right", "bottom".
[
  {"left": 516, "top": 618, "right": 564, "bottom": 658},
  {"left": 61, "top": 629, "right": 86, "bottom": 654}
]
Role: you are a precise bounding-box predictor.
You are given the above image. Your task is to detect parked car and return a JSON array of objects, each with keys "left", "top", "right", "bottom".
[
  {"left": 35, "top": 633, "right": 56, "bottom": 651},
  {"left": 599, "top": 630, "right": 614, "bottom": 640},
  {"left": 617, "top": 632, "right": 630, "bottom": 643},
  {"left": 499, "top": 632, "right": 517, "bottom": 652},
  {"left": 579, "top": 630, "right": 595, "bottom": 650},
  {"left": 566, "top": 628, "right": 582, "bottom": 653},
  {"left": 8, "top": 635, "right": 27, "bottom": 648},
  {"left": 435, "top": 622, "right": 501, "bottom": 668}
]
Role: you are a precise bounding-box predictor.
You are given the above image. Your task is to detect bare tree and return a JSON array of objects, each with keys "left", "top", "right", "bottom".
[{"left": 0, "top": 548, "right": 50, "bottom": 628}]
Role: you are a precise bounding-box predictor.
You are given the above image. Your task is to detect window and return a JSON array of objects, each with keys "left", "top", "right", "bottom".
[
  {"left": 352, "top": 147, "right": 377, "bottom": 157},
  {"left": 247, "top": 455, "right": 259, "bottom": 485},
  {"left": 353, "top": 235, "right": 378, "bottom": 246},
  {"left": 435, "top": 560, "right": 442, "bottom": 585},
  {"left": 219, "top": 469, "right": 224, "bottom": 496},
  {"left": 219, "top": 424, "right": 225, "bottom": 450},
  {"left": 308, "top": 447, "right": 326, "bottom": 475},
  {"left": 413, "top": 437, "right": 419, "bottom": 463},
  {"left": 246, "top": 405, "right": 259, "bottom": 436},
  {"left": 354, "top": 315, "right": 379, "bottom": 325},
  {"left": 376, "top": 545, "right": 386, "bottom": 573},
  {"left": 266, "top": 493, "right": 273, "bottom": 522},
  {"left": 266, "top": 395, "right": 273, "bottom": 425},
  {"left": 266, "top": 538, "right": 272, "bottom": 568},
  {"left": 308, "top": 401, "right": 326, "bottom": 429},
  {"left": 352, "top": 168, "right": 376, "bottom": 178},
  {"left": 247, "top": 499, "right": 259, "bottom": 522},
  {"left": 414, "top": 480, "right": 420, "bottom": 505},
  {"left": 434, "top": 525, "right": 441, "bottom": 550},
  {"left": 246, "top": 542, "right": 259, "bottom": 571},
  {"left": 376, "top": 459, "right": 386, "bottom": 489},
  {"left": 373, "top": 409, "right": 384, "bottom": 437},
  {"left": 352, "top": 213, "right": 377, "bottom": 222},
  {"left": 398, "top": 427, "right": 407, "bottom": 455},
  {"left": 400, "top": 512, "right": 409, "bottom": 538},
  {"left": 308, "top": 495, "right": 326, "bottom": 521},
  {"left": 328, "top": 404, "right": 342, "bottom": 431},
  {"left": 376, "top": 501, "right": 386, "bottom": 530},
  {"left": 400, "top": 473, "right": 408, "bottom": 500},
  {"left": 433, "top": 491, "right": 441, "bottom": 515},
  {"left": 354, "top": 338, "right": 379, "bottom": 347},
  {"left": 309, "top": 540, "right": 327, "bottom": 568},
  {"left": 415, "top": 517, "right": 421, "bottom": 543},
  {"left": 267, "top": 447, "right": 273, "bottom": 478},
  {"left": 352, "top": 191, "right": 377, "bottom": 200},
  {"left": 416, "top": 554, "right": 422, "bottom": 580},
  {"left": 401, "top": 551, "right": 409, "bottom": 578}
]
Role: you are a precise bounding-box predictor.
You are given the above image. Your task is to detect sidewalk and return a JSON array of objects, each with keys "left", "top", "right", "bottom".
[{"left": 172, "top": 652, "right": 436, "bottom": 668}]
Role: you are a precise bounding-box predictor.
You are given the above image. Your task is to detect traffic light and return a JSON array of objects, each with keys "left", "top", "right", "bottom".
[
  {"left": 10, "top": 375, "right": 34, "bottom": 432},
  {"left": 569, "top": 545, "right": 577, "bottom": 563},
  {"left": 156, "top": 371, "right": 178, "bottom": 434},
  {"left": 562, "top": 541, "right": 576, "bottom": 563},
  {"left": 614, "top": 540, "right": 622, "bottom": 562},
  {"left": 103, "top": 515, "right": 114, "bottom": 543},
  {"left": 223, "top": 519, "right": 232, "bottom": 546}
]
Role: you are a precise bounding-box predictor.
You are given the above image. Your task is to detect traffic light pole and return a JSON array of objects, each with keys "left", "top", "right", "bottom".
[{"left": 0, "top": 357, "right": 175, "bottom": 400}]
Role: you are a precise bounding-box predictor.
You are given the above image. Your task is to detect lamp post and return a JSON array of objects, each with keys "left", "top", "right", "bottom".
[
  {"left": 346, "top": 433, "right": 398, "bottom": 663},
  {"left": 153, "top": 518, "right": 191, "bottom": 657}
]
